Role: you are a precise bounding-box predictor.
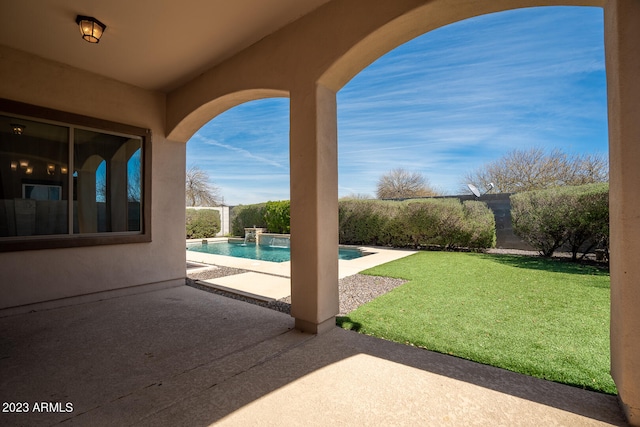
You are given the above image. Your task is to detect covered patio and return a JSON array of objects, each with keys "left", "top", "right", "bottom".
[
  {"left": 1, "top": 0, "right": 639, "bottom": 424},
  {"left": 0, "top": 286, "right": 625, "bottom": 426}
]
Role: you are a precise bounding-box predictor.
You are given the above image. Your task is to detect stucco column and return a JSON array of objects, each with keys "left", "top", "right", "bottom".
[
  {"left": 108, "top": 155, "right": 128, "bottom": 232},
  {"left": 76, "top": 170, "right": 98, "bottom": 233},
  {"left": 289, "top": 83, "right": 339, "bottom": 334},
  {"left": 604, "top": 1, "right": 640, "bottom": 424}
]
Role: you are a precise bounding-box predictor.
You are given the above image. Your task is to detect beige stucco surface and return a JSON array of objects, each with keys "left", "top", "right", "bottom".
[
  {"left": 1, "top": 0, "right": 639, "bottom": 423},
  {"left": 0, "top": 45, "right": 186, "bottom": 308},
  {"left": 605, "top": 0, "right": 640, "bottom": 423}
]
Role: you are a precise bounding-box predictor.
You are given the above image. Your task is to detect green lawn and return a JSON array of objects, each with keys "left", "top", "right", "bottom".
[{"left": 337, "top": 251, "right": 615, "bottom": 394}]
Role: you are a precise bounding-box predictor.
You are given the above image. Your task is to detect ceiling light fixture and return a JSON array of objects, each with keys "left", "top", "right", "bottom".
[
  {"left": 76, "top": 15, "right": 106, "bottom": 43},
  {"left": 10, "top": 123, "right": 26, "bottom": 135}
]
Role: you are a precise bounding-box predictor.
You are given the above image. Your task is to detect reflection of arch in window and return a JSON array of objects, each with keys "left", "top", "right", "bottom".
[
  {"left": 76, "top": 154, "right": 105, "bottom": 233},
  {"left": 127, "top": 148, "right": 141, "bottom": 203},
  {"left": 95, "top": 159, "right": 107, "bottom": 203},
  {"left": 74, "top": 135, "right": 142, "bottom": 233},
  {"left": 111, "top": 139, "right": 142, "bottom": 232}
]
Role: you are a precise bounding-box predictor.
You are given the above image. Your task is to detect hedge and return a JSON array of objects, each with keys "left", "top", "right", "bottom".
[
  {"left": 229, "top": 198, "right": 496, "bottom": 250},
  {"left": 230, "top": 203, "right": 266, "bottom": 236},
  {"left": 230, "top": 201, "right": 291, "bottom": 235},
  {"left": 339, "top": 198, "right": 495, "bottom": 249},
  {"left": 264, "top": 200, "right": 290, "bottom": 234},
  {"left": 510, "top": 183, "right": 609, "bottom": 259},
  {"left": 186, "top": 209, "right": 221, "bottom": 239},
  {"left": 338, "top": 199, "right": 399, "bottom": 246}
]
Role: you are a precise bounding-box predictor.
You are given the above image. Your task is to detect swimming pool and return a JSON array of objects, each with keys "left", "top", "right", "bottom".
[{"left": 186, "top": 241, "right": 364, "bottom": 263}]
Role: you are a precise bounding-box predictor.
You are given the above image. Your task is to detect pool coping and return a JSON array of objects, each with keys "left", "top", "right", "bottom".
[{"left": 186, "top": 238, "right": 416, "bottom": 279}]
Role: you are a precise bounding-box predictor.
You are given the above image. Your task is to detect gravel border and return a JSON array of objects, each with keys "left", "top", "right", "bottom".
[
  {"left": 187, "top": 265, "right": 250, "bottom": 281},
  {"left": 186, "top": 268, "right": 406, "bottom": 316}
]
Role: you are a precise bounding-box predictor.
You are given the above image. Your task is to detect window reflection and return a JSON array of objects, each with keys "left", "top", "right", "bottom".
[
  {"left": 0, "top": 116, "right": 69, "bottom": 236},
  {"left": 0, "top": 114, "right": 143, "bottom": 238},
  {"left": 74, "top": 129, "right": 142, "bottom": 233}
]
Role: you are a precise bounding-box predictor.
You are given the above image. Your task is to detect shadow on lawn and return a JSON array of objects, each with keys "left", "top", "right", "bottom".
[
  {"left": 335, "top": 317, "right": 362, "bottom": 332},
  {"left": 481, "top": 253, "right": 609, "bottom": 277}
]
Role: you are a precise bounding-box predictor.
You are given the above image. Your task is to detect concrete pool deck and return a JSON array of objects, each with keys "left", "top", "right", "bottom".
[{"left": 186, "top": 240, "right": 417, "bottom": 300}]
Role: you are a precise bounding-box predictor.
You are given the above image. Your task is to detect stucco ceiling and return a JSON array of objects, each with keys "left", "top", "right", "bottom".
[{"left": 0, "top": 0, "right": 330, "bottom": 92}]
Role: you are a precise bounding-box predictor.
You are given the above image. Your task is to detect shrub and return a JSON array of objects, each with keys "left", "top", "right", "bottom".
[
  {"left": 511, "top": 188, "right": 572, "bottom": 257},
  {"left": 563, "top": 183, "right": 609, "bottom": 260},
  {"left": 186, "top": 208, "right": 221, "bottom": 239},
  {"left": 264, "top": 200, "right": 290, "bottom": 234},
  {"left": 395, "top": 199, "right": 495, "bottom": 249},
  {"left": 338, "top": 199, "right": 398, "bottom": 246},
  {"left": 399, "top": 199, "right": 465, "bottom": 248},
  {"left": 338, "top": 198, "right": 495, "bottom": 250},
  {"left": 461, "top": 200, "right": 497, "bottom": 248},
  {"left": 228, "top": 197, "right": 497, "bottom": 250},
  {"left": 230, "top": 204, "right": 266, "bottom": 236},
  {"left": 511, "top": 183, "right": 609, "bottom": 259}
]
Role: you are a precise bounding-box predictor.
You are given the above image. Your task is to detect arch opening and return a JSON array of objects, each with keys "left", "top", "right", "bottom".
[{"left": 335, "top": 5, "right": 612, "bottom": 394}]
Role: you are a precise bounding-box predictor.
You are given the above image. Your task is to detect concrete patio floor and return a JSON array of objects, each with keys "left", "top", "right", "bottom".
[{"left": 0, "top": 284, "right": 626, "bottom": 426}]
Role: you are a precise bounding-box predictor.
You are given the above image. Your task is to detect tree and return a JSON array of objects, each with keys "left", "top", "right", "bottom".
[
  {"left": 511, "top": 183, "right": 609, "bottom": 259},
  {"left": 340, "top": 193, "right": 374, "bottom": 200},
  {"left": 376, "top": 168, "right": 440, "bottom": 199},
  {"left": 463, "top": 148, "right": 608, "bottom": 194},
  {"left": 185, "top": 165, "right": 224, "bottom": 206}
]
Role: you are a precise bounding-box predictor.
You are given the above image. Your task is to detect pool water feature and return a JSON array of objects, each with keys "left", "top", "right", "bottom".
[{"left": 187, "top": 241, "right": 364, "bottom": 263}]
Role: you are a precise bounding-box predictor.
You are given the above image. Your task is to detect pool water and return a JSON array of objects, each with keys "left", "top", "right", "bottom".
[{"left": 187, "top": 241, "right": 364, "bottom": 263}]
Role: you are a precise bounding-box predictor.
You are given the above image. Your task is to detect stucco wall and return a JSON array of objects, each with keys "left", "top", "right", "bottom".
[
  {"left": 1, "top": 0, "right": 638, "bottom": 421},
  {"left": 0, "top": 46, "right": 186, "bottom": 310}
]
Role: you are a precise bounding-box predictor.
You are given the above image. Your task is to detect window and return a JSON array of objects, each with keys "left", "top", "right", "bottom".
[{"left": 0, "top": 99, "right": 151, "bottom": 251}]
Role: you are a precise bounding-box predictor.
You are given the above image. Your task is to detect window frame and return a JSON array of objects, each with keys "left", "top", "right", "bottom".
[{"left": 0, "top": 98, "right": 152, "bottom": 252}]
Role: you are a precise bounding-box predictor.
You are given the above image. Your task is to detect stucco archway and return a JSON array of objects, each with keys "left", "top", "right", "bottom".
[
  {"left": 318, "top": 0, "right": 602, "bottom": 91},
  {"left": 168, "top": 89, "right": 289, "bottom": 143},
  {"left": 316, "top": 3, "right": 636, "bottom": 422},
  {"left": 166, "top": 0, "right": 639, "bottom": 422}
]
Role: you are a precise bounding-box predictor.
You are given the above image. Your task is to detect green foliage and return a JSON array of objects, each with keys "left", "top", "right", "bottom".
[
  {"left": 564, "top": 184, "right": 609, "bottom": 260},
  {"left": 230, "top": 201, "right": 291, "bottom": 235},
  {"left": 230, "top": 197, "right": 496, "bottom": 249},
  {"left": 398, "top": 199, "right": 466, "bottom": 248},
  {"left": 230, "top": 204, "right": 266, "bottom": 236},
  {"left": 338, "top": 199, "right": 398, "bottom": 246},
  {"left": 185, "top": 208, "right": 221, "bottom": 239},
  {"left": 264, "top": 200, "right": 291, "bottom": 234},
  {"left": 338, "top": 198, "right": 495, "bottom": 249},
  {"left": 338, "top": 251, "right": 614, "bottom": 394},
  {"left": 461, "top": 200, "right": 498, "bottom": 248},
  {"left": 511, "top": 184, "right": 609, "bottom": 259},
  {"left": 511, "top": 188, "right": 570, "bottom": 257}
]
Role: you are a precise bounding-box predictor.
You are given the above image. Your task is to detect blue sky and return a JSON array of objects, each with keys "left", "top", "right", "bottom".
[{"left": 187, "top": 6, "right": 608, "bottom": 205}]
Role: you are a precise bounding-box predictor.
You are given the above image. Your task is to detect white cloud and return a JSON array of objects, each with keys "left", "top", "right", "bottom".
[{"left": 188, "top": 6, "right": 607, "bottom": 202}]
